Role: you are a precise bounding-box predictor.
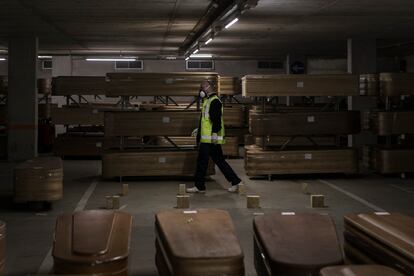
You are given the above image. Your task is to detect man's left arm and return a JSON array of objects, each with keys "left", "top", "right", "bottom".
[{"left": 209, "top": 99, "right": 222, "bottom": 143}]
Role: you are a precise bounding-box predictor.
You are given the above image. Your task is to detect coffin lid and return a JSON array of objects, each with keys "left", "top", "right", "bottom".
[
  {"left": 345, "top": 213, "right": 414, "bottom": 261},
  {"left": 156, "top": 209, "right": 243, "bottom": 259},
  {"left": 254, "top": 212, "right": 343, "bottom": 267},
  {"left": 53, "top": 210, "right": 132, "bottom": 264}
]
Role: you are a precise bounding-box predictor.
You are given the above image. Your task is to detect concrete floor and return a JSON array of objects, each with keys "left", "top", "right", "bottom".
[{"left": 1, "top": 159, "right": 414, "bottom": 276}]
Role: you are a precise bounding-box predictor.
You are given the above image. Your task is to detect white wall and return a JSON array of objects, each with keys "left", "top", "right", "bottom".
[
  {"left": 65, "top": 58, "right": 285, "bottom": 77},
  {"left": 307, "top": 58, "right": 347, "bottom": 74}
]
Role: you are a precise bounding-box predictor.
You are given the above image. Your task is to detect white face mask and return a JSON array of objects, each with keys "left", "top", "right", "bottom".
[{"left": 199, "top": 90, "right": 207, "bottom": 98}]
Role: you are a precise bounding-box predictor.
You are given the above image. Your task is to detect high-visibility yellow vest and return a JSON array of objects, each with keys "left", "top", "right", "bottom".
[{"left": 200, "top": 95, "right": 225, "bottom": 144}]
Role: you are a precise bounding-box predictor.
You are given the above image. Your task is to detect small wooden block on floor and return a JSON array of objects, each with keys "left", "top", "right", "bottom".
[
  {"left": 176, "top": 195, "right": 190, "bottom": 209},
  {"left": 311, "top": 194, "right": 325, "bottom": 208},
  {"left": 105, "top": 196, "right": 113, "bottom": 209},
  {"left": 178, "top": 184, "right": 186, "bottom": 195},
  {"left": 238, "top": 184, "right": 246, "bottom": 195},
  {"left": 247, "top": 195, "right": 260, "bottom": 209},
  {"left": 122, "top": 184, "right": 129, "bottom": 196},
  {"left": 112, "top": 195, "right": 120, "bottom": 209}
]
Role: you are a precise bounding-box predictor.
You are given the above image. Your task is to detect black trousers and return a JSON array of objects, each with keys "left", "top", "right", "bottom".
[{"left": 194, "top": 143, "right": 241, "bottom": 190}]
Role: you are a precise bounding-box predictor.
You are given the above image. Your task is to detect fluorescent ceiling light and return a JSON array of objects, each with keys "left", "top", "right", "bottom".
[
  {"left": 185, "top": 57, "right": 190, "bottom": 61},
  {"left": 165, "top": 56, "right": 177, "bottom": 60},
  {"left": 205, "top": 38, "right": 213, "bottom": 45},
  {"left": 38, "top": 55, "right": 52, "bottom": 59},
  {"left": 190, "top": 54, "right": 213, "bottom": 58},
  {"left": 86, "top": 58, "right": 136, "bottom": 62},
  {"left": 192, "top": 49, "right": 199, "bottom": 54},
  {"left": 0, "top": 58, "right": 5, "bottom": 61},
  {"left": 225, "top": 18, "right": 239, "bottom": 29}
]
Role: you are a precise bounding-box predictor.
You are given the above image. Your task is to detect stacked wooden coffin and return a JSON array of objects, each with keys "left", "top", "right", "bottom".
[
  {"left": 156, "top": 136, "right": 239, "bottom": 157},
  {"left": 219, "top": 76, "right": 240, "bottom": 96},
  {"left": 53, "top": 210, "right": 132, "bottom": 275},
  {"left": 242, "top": 74, "right": 360, "bottom": 176},
  {"left": 102, "top": 149, "right": 214, "bottom": 178},
  {"left": 361, "top": 73, "right": 414, "bottom": 174},
  {"left": 103, "top": 110, "right": 215, "bottom": 178},
  {"left": 242, "top": 74, "right": 359, "bottom": 97},
  {"left": 51, "top": 105, "right": 105, "bottom": 126},
  {"left": 245, "top": 110, "right": 359, "bottom": 176},
  {"left": 245, "top": 145, "right": 358, "bottom": 176},
  {"left": 155, "top": 209, "right": 245, "bottom": 276},
  {"left": 344, "top": 213, "right": 414, "bottom": 275},
  {"left": 52, "top": 76, "right": 107, "bottom": 95},
  {"left": 14, "top": 157, "right": 63, "bottom": 203},
  {"left": 106, "top": 72, "right": 218, "bottom": 97}
]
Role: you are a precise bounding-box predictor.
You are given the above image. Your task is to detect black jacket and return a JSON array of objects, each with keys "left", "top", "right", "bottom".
[{"left": 197, "top": 93, "right": 222, "bottom": 143}]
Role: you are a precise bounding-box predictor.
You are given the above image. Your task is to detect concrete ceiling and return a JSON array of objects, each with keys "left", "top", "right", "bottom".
[{"left": 1, "top": 0, "right": 414, "bottom": 59}]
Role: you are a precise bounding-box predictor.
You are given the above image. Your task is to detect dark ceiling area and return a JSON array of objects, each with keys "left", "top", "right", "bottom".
[{"left": 1, "top": 0, "right": 414, "bottom": 58}]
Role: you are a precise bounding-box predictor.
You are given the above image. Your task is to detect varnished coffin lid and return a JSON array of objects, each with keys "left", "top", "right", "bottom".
[
  {"left": 254, "top": 212, "right": 343, "bottom": 268},
  {"left": 155, "top": 209, "right": 243, "bottom": 259},
  {"left": 344, "top": 213, "right": 414, "bottom": 261},
  {"left": 320, "top": 265, "right": 403, "bottom": 276},
  {"left": 53, "top": 210, "right": 132, "bottom": 264},
  {"left": 15, "top": 157, "right": 63, "bottom": 171}
]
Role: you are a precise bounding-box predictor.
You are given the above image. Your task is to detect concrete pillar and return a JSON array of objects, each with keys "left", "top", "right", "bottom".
[
  {"left": 7, "top": 37, "right": 38, "bottom": 160},
  {"left": 347, "top": 38, "right": 378, "bottom": 151}
]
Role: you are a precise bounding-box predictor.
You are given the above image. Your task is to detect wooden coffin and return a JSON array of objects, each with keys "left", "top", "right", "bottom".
[
  {"left": 155, "top": 209, "right": 244, "bottom": 276},
  {"left": 320, "top": 265, "right": 403, "bottom": 276},
  {"left": 51, "top": 105, "right": 104, "bottom": 125},
  {"left": 245, "top": 145, "right": 358, "bottom": 176},
  {"left": 242, "top": 74, "right": 359, "bottom": 97},
  {"left": 156, "top": 136, "right": 239, "bottom": 157},
  {"left": 14, "top": 157, "right": 63, "bottom": 202},
  {"left": 219, "top": 77, "right": 240, "bottom": 95},
  {"left": 344, "top": 213, "right": 414, "bottom": 275},
  {"left": 55, "top": 134, "right": 107, "bottom": 157},
  {"left": 226, "top": 127, "right": 249, "bottom": 144},
  {"left": 254, "top": 213, "right": 343, "bottom": 276},
  {"left": 53, "top": 210, "right": 132, "bottom": 275},
  {"left": 159, "top": 104, "right": 245, "bottom": 127},
  {"left": 359, "top": 74, "right": 379, "bottom": 96},
  {"left": 249, "top": 111, "right": 360, "bottom": 136},
  {"left": 106, "top": 72, "right": 218, "bottom": 97},
  {"left": 38, "top": 78, "right": 52, "bottom": 95},
  {"left": 52, "top": 76, "right": 107, "bottom": 95},
  {"left": 254, "top": 136, "right": 337, "bottom": 147},
  {"left": 367, "top": 111, "right": 414, "bottom": 135},
  {"left": 102, "top": 149, "right": 215, "bottom": 178},
  {"left": 0, "top": 221, "right": 5, "bottom": 274},
  {"left": 225, "top": 106, "right": 246, "bottom": 127},
  {"left": 54, "top": 134, "right": 144, "bottom": 157},
  {"left": 380, "top": 73, "right": 414, "bottom": 96},
  {"left": 104, "top": 111, "right": 198, "bottom": 137},
  {"left": 365, "top": 147, "right": 414, "bottom": 174}
]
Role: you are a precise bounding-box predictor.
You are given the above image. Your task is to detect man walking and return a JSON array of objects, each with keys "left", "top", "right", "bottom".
[{"left": 187, "top": 80, "right": 243, "bottom": 194}]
